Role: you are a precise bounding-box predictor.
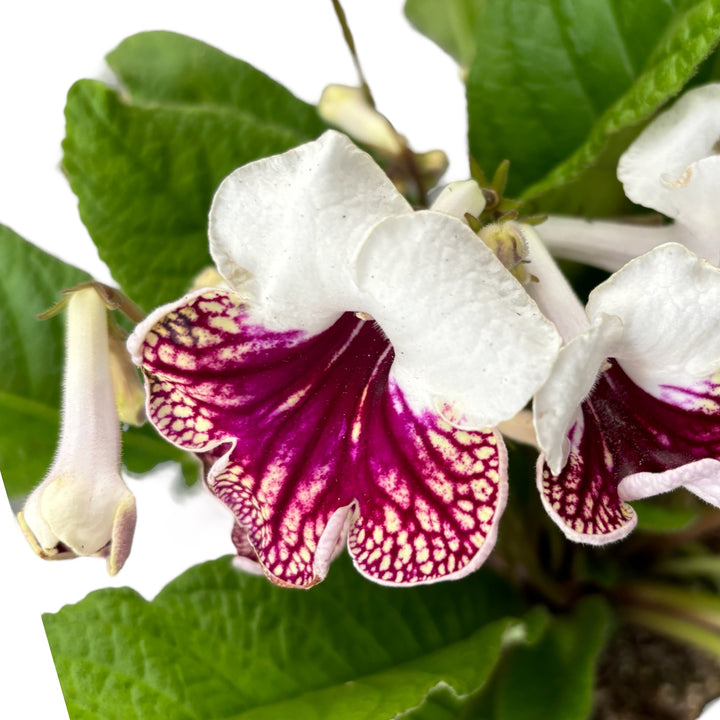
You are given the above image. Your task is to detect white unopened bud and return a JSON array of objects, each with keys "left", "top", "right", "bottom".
[{"left": 18, "top": 287, "right": 136, "bottom": 576}]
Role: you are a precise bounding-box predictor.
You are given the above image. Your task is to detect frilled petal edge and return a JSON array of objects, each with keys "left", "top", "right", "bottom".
[
  {"left": 586, "top": 243, "right": 720, "bottom": 398},
  {"left": 128, "top": 289, "right": 509, "bottom": 587},
  {"left": 617, "top": 84, "right": 720, "bottom": 232}
]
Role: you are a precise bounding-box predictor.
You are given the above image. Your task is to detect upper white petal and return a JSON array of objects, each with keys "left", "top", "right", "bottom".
[
  {"left": 354, "top": 210, "right": 561, "bottom": 428},
  {"left": 618, "top": 84, "right": 720, "bottom": 242},
  {"left": 586, "top": 243, "right": 720, "bottom": 395},
  {"left": 533, "top": 314, "right": 623, "bottom": 475},
  {"left": 209, "top": 130, "right": 411, "bottom": 333}
]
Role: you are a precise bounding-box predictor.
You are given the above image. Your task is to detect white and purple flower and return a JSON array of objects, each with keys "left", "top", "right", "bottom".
[
  {"left": 127, "top": 131, "right": 560, "bottom": 588},
  {"left": 529, "top": 237, "right": 720, "bottom": 543}
]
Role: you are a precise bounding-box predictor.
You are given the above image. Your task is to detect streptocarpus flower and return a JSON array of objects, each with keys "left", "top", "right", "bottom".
[
  {"left": 530, "top": 239, "right": 720, "bottom": 543},
  {"left": 128, "top": 131, "right": 560, "bottom": 588},
  {"left": 538, "top": 84, "right": 720, "bottom": 271},
  {"left": 18, "top": 287, "right": 137, "bottom": 575}
]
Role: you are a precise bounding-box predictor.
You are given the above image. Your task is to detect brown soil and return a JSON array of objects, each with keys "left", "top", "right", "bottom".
[{"left": 591, "top": 624, "right": 720, "bottom": 720}]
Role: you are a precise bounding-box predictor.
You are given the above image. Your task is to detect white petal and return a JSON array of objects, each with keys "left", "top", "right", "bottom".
[
  {"left": 618, "top": 84, "right": 720, "bottom": 241},
  {"left": 533, "top": 314, "right": 623, "bottom": 475},
  {"left": 586, "top": 243, "right": 720, "bottom": 396},
  {"left": 353, "top": 210, "right": 561, "bottom": 428},
  {"left": 619, "top": 457, "right": 720, "bottom": 508},
  {"left": 209, "top": 130, "right": 411, "bottom": 333}
]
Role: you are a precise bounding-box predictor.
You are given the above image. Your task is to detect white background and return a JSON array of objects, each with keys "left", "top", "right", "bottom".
[{"left": 0, "top": 2, "right": 467, "bottom": 716}]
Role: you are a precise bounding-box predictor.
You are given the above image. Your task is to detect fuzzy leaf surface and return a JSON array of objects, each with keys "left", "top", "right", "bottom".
[
  {"left": 493, "top": 597, "right": 610, "bottom": 720},
  {"left": 45, "top": 555, "right": 526, "bottom": 720},
  {"left": 63, "top": 32, "right": 326, "bottom": 312},
  {"left": 467, "top": 0, "right": 720, "bottom": 213}
]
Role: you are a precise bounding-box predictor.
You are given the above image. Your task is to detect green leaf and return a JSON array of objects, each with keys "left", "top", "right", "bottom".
[
  {"left": 45, "top": 554, "right": 528, "bottom": 720},
  {"left": 467, "top": 0, "right": 720, "bottom": 212},
  {"left": 404, "top": 0, "right": 483, "bottom": 68},
  {"left": 0, "top": 225, "right": 89, "bottom": 498},
  {"left": 63, "top": 32, "right": 327, "bottom": 312},
  {"left": 122, "top": 423, "right": 201, "bottom": 487},
  {"left": 632, "top": 499, "right": 698, "bottom": 533},
  {"left": 493, "top": 597, "right": 611, "bottom": 720}
]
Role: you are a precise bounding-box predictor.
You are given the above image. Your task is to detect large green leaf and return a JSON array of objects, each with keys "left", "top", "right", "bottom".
[
  {"left": 467, "top": 0, "right": 720, "bottom": 212},
  {"left": 493, "top": 597, "right": 610, "bottom": 720},
  {"left": 106, "top": 31, "right": 324, "bottom": 140},
  {"left": 404, "top": 0, "right": 483, "bottom": 68},
  {"left": 44, "top": 554, "right": 529, "bottom": 720},
  {"left": 0, "top": 225, "right": 198, "bottom": 498},
  {"left": 63, "top": 32, "right": 327, "bottom": 313}
]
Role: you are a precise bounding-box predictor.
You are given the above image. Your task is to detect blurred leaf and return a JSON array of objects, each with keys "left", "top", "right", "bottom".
[
  {"left": 632, "top": 499, "right": 698, "bottom": 533},
  {"left": 404, "top": 0, "right": 483, "bottom": 68},
  {"left": 122, "top": 423, "right": 200, "bottom": 486},
  {"left": 493, "top": 597, "right": 611, "bottom": 720},
  {"left": 64, "top": 32, "right": 327, "bottom": 312},
  {"left": 467, "top": 0, "right": 720, "bottom": 213},
  {"left": 106, "top": 31, "right": 323, "bottom": 140},
  {"left": 45, "top": 554, "right": 529, "bottom": 720}
]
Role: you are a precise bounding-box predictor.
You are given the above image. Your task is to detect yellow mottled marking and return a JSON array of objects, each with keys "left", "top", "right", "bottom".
[
  {"left": 477, "top": 506, "right": 493, "bottom": 523},
  {"left": 195, "top": 416, "right": 212, "bottom": 432},
  {"left": 398, "top": 544, "right": 412, "bottom": 564},
  {"left": 180, "top": 306, "right": 199, "bottom": 321},
  {"left": 384, "top": 507, "right": 401, "bottom": 533},
  {"left": 209, "top": 315, "right": 241, "bottom": 334},
  {"left": 470, "top": 478, "right": 492, "bottom": 499},
  {"left": 199, "top": 300, "right": 227, "bottom": 314},
  {"left": 476, "top": 445, "right": 495, "bottom": 460}
]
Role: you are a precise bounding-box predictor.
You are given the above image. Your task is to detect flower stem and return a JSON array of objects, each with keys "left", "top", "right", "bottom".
[
  {"left": 328, "top": 0, "right": 429, "bottom": 207},
  {"left": 330, "top": 0, "right": 375, "bottom": 108},
  {"left": 621, "top": 606, "right": 720, "bottom": 660},
  {"left": 616, "top": 581, "right": 720, "bottom": 659}
]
